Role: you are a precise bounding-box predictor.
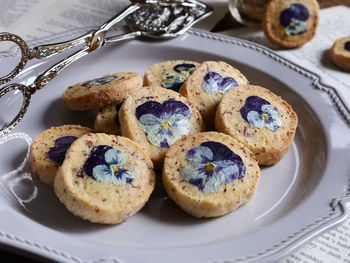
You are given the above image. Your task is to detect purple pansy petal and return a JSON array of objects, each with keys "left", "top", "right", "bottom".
[
  {"left": 173, "top": 63, "right": 196, "bottom": 75},
  {"left": 189, "top": 178, "right": 204, "bottom": 191},
  {"left": 345, "top": 41, "right": 350, "bottom": 52},
  {"left": 136, "top": 100, "right": 191, "bottom": 120},
  {"left": 202, "top": 71, "right": 238, "bottom": 94},
  {"left": 48, "top": 136, "right": 78, "bottom": 164},
  {"left": 280, "top": 3, "right": 309, "bottom": 27}
]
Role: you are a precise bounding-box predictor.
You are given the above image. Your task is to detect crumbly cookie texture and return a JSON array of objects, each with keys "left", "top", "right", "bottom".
[
  {"left": 144, "top": 60, "right": 200, "bottom": 92},
  {"left": 263, "top": 0, "right": 320, "bottom": 48},
  {"left": 330, "top": 36, "right": 350, "bottom": 72},
  {"left": 163, "top": 132, "right": 260, "bottom": 218},
  {"left": 29, "top": 125, "right": 93, "bottom": 186},
  {"left": 62, "top": 72, "right": 143, "bottom": 111},
  {"left": 54, "top": 133, "right": 155, "bottom": 224},
  {"left": 216, "top": 85, "right": 298, "bottom": 165},
  {"left": 94, "top": 103, "right": 122, "bottom": 135},
  {"left": 179, "top": 61, "right": 249, "bottom": 128},
  {"left": 119, "top": 86, "right": 206, "bottom": 169}
]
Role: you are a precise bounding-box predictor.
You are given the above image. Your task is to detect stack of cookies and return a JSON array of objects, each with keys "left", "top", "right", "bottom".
[{"left": 30, "top": 59, "right": 298, "bottom": 223}]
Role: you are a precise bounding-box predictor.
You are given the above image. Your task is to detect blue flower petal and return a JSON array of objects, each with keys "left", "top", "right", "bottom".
[
  {"left": 92, "top": 164, "right": 113, "bottom": 182},
  {"left": 104, "top": 148, "right": 127, "bottom": 165},
  {"left": 247, "top": 110, "right": 265, "bottom": 128},
  {"left": 82, "top": 75, "right": 117, "bottom": 87}
]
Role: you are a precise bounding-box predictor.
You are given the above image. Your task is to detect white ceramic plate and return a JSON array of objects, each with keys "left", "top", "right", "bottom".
[{"left": 0, "top": 28, "right": 349, "bottom": 263}]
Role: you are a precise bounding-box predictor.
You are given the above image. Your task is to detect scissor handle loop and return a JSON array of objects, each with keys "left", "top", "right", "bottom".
[
  {"left": 0, "top": 33, "right": 31, "bottom": 86},
  {"left": 0, "top": 84, "right": 31, "bottom": 138}
]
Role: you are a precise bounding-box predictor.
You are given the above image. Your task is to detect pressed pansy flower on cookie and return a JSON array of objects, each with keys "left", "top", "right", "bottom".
[
  {"left": 330, "top": 36, "right": 350, "bottom": 72},
  {"left": 163, "top": 132, "right": 260, "bottom": 218},
  {"left": 136, "top": 100, "right": 191, "bottom": 148},
  {"left": 54, "top": 133, "right": 155, "bottom": 224},
  {"left": 144, "top": 60, "right": 200, "bottom": 92},
  {"left": 240, "top": 96, "right": 282, "bottom": 132},
  {"left": 180, "top": 61, "right": 249, "bottom": 127},
  {"left": 279, "top": 3, "right": 309, "bottom": 36},
  {"left": 83, "top": 145, "right": 135, "bottom": 186},
  {"left": 82, "top": 75, "right": 117, "bottom": 86},
  {"left": 119, "top": 86, "right": 205, "bottom": 167},
  {"left": 30, "top": 125, "right": 92, "bottom": 186},
  {"left": 182, "top": 141, "right": 246, "bottom": 193},
  {"left": 263, "top": 0, "right": 320, "bottom": 48},
  {"left": 62, "top": 72, "right": 143, "bottom": 111},
  {"left": 216, "top": 85, "right": 298, "bottom": 166},
  {"left": 48, "top": 136, "right": 78, "bottom": 164}
]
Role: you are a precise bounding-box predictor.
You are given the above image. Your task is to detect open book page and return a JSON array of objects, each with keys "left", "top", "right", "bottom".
[
  {"left": 0, "top": 0, "right": 227, "bottom": 43},
  {"left": 282, "top": 218, "right": 350, "bottom": 263},
  {"left": 218, "top": 6, "right": 350, "bottom": 108},
  {"left": 0, "top": 0, "right": 130, "bottom": 42}
]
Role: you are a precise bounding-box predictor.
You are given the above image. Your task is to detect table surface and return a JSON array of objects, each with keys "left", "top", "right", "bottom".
[{"left": 0, "top": 1, "right": 348, "bottom": 263}]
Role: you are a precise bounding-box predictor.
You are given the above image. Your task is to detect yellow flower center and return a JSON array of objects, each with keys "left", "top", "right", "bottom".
[
  {"left": 290, "top": 22, "right": 295, "bottom": 27},
  {"left": 205, "top": 162, "right": 215, "bottom": 172},
  {"left": 262, "top": 113, "right": 270, "bottom": 121},
  {"left": 162, "top": 121, "right": 170, "bottom": 130},
  {"left": 111, "top": 165, "right": 120, "bottom": 173}
]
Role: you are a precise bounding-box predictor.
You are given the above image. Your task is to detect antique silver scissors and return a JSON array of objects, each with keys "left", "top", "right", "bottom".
[{"left": 0, "top": 0, "right": 212, "bottom": 138}]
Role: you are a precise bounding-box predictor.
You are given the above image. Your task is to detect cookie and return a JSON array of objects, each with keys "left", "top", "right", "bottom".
[
  {"left": 29, "top": 125, "right": 93, "bottom": 186},
  {"left": 144, "top": 60, "right": 200, "bottom": 92},
  {"left": 94, "top": 102, "right": 123, "bottom": 135},
  {"left": 54, "top": 133, "right": 155, "bottom": 224},
  {"left": 162, "top": 131, "right": 260, "bottom": 218},
  {"left": 237, "top": 0, "right": 267, "bottom": 21},
  {"left": 119, "top": 86, "right": 206, "bottom": 168},
  {"left": 62, "top": 72, "right": 143, "bottom": 111},
  {"left": 263, "top": 0, "right": 320, "bottom": 48},
  {"left": 330, "top": 36, "right": 350, "bottom": 72},
  {"left": 179, "top": 61, "right": 249, "bottom": 128},
  {"left": 215, "top": 85, "right": 298, "bottom": 165}
]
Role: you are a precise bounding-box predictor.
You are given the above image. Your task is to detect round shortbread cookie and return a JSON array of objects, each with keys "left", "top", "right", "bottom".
[
  {"left": 94, "top": 102, "right": 123, "bottom": 135},
  {"left": 29, "top": 125, "right": 93, "bottom": 186},
  {"left": 62, "top": 72, "right": 143, "bottom": 111},
  {"left": 119, "top": 86, "right": 206, "bottom": 168},
  {"left": 330, "top": 36, "right": 350, "bottom": 72},
  {"left": 162, "top": 131, "right": 260, "bottom": 218},
  {"left": 54, "top": 133, "right": 155, "bottom": 224},
  {"left": 179, "top": 61, "right": 249, "bottom": 128},
  {"left": 216, "top": 85, "right": 298, "bottom": 166},
  {"left": 263, "top": 0, "right": 320, "bottom": 48},
  {"left": 144, "top": 60, "right": 200, "bottom": 92}
]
